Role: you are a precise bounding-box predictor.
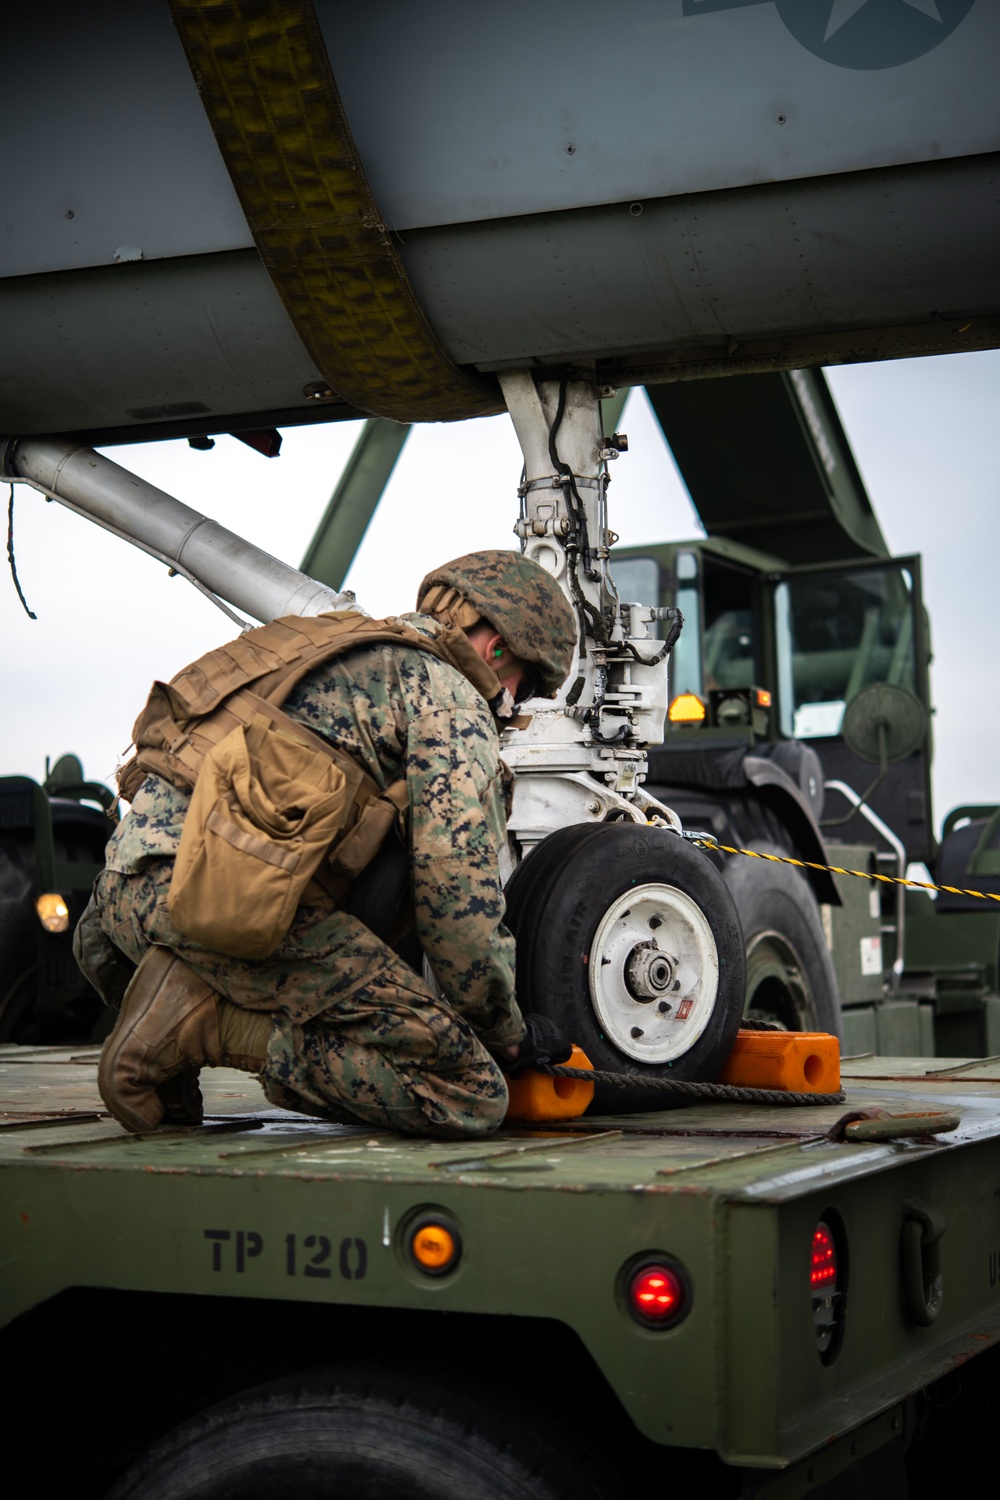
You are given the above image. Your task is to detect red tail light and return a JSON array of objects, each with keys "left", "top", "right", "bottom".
[
  {"left": 624, "top": 1256, "right": 690, "bottom": 1330},
  {"left": 810, "top": 1223, "right": 837, "bottom": 1290},
  {"left": 810, "top": 1218, "right": 844, "bottom": 1361}
]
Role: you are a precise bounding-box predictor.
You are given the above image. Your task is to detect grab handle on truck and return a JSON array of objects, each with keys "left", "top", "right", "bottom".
[{"left": 900, "top": 1196, "right": 946, "bottom": 1327}]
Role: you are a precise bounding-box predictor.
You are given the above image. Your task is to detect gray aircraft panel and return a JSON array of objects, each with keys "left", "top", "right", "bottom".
[
  {"left": 5, "top": 2, "right": 994, "bottom": 287},
  {"left": 2, "top": 4, "right": 997, "bottom": 440},
  {"left": 2, "top": 4, "right": 253, "bottom": 279},
  {"left": 323, "top": 0, "right": 997, "bottom": 232},
  {"left": 399, "top": 154, "right": 1000, "bottom": 367},
  {"left": 0, "top": 254, "right": 321, "bottom": 436},
  {"left": 1, "top": 153, "right": 994, "bottom": 441}
]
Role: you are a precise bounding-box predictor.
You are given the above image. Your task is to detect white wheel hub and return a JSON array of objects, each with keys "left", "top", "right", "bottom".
[{"left": 588, "top": 883, "right": 720, "bottom": 1064}]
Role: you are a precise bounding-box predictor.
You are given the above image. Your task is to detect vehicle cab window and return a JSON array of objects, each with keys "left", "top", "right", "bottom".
[
  {"left": 775, "top": 565, "right": 916, "bottom": 739},
  {"left": 670, "top": 550, "right": 702, "bottom": 697},
  {"left": 701, "top": 556, "right": 756, "bottom": 692},
  {"left": 612, "top": 556, "right": 662, "bottom": 632}
]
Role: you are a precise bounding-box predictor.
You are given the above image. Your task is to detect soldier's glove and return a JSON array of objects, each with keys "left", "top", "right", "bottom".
[{"left": 504, "top": 1013, "right": 573, "bottom": 1077}]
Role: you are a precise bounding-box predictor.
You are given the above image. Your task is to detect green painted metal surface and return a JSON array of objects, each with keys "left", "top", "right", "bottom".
[
  {"left": 645, "top": 371, "right": 887, "bottom": 567},
  {"left": 300, "top": 418, "right": 411, "bottom": 591},
  {"left": 4, "top": 1050, "right": 1000, "bottom": 1468},
  {"left": 823, "top": 842, "right": 883, "bottom": 1008}
]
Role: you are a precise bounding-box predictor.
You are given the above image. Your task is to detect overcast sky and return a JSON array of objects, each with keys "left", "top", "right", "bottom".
[{"left": 2, "top": 349, "right": 997, "bottom": 839}]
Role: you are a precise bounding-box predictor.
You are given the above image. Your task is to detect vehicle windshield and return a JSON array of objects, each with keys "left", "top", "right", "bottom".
[
  {"left": 614, "top": 551, "right": 760, "bottom": 701},
  {"left": 612, "top": 556, "right": 661, "bottom": 634},
  {"left": 775, "top": 565, "right": 916, "bottom": 739},
  {"left": 702, "top": 556, "right": 756, "bottom": 692}
]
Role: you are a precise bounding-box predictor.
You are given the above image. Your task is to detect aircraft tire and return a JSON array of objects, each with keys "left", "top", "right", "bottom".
[{"left": 504, "top": 823, "right": 746, "bottom": 1112}]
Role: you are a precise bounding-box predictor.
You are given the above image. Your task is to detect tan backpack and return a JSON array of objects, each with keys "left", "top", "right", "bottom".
[{"left": 118, "top": 611, "right": 502, "bottom": 959}]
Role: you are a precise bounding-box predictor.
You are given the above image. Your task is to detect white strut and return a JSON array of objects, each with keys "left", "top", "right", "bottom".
[{"left": 498, "top": 372, "right": 683, "bottom": 855}]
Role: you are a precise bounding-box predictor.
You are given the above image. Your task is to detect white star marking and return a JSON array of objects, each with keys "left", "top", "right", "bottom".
[{"left": 824, "top": 0, "right": 943, "bottom": 44}]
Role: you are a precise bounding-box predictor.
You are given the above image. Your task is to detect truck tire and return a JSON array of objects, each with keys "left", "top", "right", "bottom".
[
  {"left": 105, "top": 1370, "right": 604, "bottom": 1500},
  {"left": 505, "top": 823, "right": 746, "bottom": 1111},
  {"left": 722, "top": 840, "right": 841, "bottom": 1037},
  {"left": 0, "top": 964, "right": 37, "bottom": 1043}
]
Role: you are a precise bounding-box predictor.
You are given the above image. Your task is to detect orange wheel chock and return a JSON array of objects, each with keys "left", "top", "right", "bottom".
[
  {"left": 503, "top": 1045, "right": 595, "bottom": 1122},
  {"left": 716, "top": 1029, "right": 841, "bottom": 1094}
]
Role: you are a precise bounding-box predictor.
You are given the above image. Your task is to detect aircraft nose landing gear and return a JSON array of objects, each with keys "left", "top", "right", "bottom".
[{"left": 497, "top": 371, "right": 745, "bottom": 1101}]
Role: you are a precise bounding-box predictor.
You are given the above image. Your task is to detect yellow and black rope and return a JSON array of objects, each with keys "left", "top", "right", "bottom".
[{"left": 690, "top": 836, "right": 1000, "bottom": 905}]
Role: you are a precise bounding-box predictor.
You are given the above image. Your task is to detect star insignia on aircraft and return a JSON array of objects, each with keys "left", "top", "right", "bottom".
[
  {"left": 824, "top": 0, "right": 943, "bottom": 43},
  {"left": 681, "top": 0, "right": 975, "bottom": 69}
]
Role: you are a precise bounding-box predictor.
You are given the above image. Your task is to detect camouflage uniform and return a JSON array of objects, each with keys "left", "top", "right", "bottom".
[{"left": 95, "top": 613, "right": 523, "bottom": 1138}]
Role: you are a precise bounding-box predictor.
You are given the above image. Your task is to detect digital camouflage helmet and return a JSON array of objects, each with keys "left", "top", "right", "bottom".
[{"left": 418, "top": 550, "right": 577, "bottom": 698}]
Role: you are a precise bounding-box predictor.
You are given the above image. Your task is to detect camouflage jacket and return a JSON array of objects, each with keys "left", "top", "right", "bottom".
[{"left": 104, "top": 614, "right": 523, "bottom": 1050}]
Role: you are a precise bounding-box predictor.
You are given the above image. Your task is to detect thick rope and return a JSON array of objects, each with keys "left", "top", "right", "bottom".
[{"left": 539, "top": 1062, "right": 845, "bottom": 1107}]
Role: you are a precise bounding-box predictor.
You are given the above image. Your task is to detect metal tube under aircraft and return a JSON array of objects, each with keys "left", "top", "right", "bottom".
[{"left": 3, "top": 438, "right": 350, "bottom": 625}]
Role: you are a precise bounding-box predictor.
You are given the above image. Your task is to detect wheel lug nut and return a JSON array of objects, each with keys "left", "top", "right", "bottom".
[
  {"left": 648, "top": 915, "right": 662, "bottom": 930},
  {"left": 657, "top": 1001, "right": 672, "bottom": 1015},
  {"left": 630, "top": 1026, "right": 644, "bottom": 1039}
]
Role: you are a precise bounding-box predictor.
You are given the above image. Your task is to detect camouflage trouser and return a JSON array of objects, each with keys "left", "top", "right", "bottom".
[{"left": 93, "top": 861, "right": 509, "bottom": 1139}]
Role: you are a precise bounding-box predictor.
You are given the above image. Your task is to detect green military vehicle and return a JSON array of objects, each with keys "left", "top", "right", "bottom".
[
  {"left": 3, "top": 1050, "right": 1000, "bottom": 1498},
  {"left": 612, "top": 370, "right": 1000, "bottom": 1063},
  {"left": 0, "top": 755, "right": 117, "bottom": 1044},
  {"left": 3, "top": 5, "right": 1000, "bottom": 1496}
]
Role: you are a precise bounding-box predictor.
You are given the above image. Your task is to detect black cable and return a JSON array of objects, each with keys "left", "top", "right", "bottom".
[
  {"left": 618, "top": 606, "right": 684, "bottom": 668},
  {"left": 6, "top": 484, "right": 37, "bottom": 620},
  {"left": 544, "top": 381, "right": 592, "bottom": 703},
  {"left": 546, "top": 379, "right": 609, "bottom": 654},
  {"left": 546, "top": 378, "right": 569, "bottom": 474}
]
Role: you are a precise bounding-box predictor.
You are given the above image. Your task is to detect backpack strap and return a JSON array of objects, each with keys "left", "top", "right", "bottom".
[
  {"left": 247, "top": 614, "right": 504, "bottom": 718},
  {"left": 119, "top": 611, "right": 505, "bottom": 802}
]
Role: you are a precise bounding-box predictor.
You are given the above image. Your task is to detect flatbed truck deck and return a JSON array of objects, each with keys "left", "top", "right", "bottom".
[{"left": 3, "top": 1047, "right": 1000, "bottom": 1498}]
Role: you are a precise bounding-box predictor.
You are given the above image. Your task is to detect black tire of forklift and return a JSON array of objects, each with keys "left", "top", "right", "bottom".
[
  {"left": 722, "top": 840, "right": 842, "bottom": 1038},
  {"left": 504, "top": 823, "right": 746, "bottom": 1112},
  {"left": 104, "top": 1370, "right": 606, "bottom": 1500},
  {"left": 0, "top": 963, "right": 38, "bottom": 1043}
]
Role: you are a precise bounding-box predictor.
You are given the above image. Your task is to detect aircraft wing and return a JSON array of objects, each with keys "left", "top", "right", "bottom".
[{"left": 2, "top": 1, "right": 998, "bottom": 445}]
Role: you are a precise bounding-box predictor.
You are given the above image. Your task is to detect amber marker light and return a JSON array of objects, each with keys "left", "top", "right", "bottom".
[
  {"left": 668, "top": 693, "right": 707, "bottom": 725},
  {"left": 35, "top": 893, "right": 70, "bottom": 933},
  {"left": 408, "top": 1214, "right": 462, "bottom": 1277},
  {"left": 755, "top": 688, "right": 772, "bottom": 708},
  {"left": 624, "top": 1255, "right": 691, "bottom": 1330}
]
